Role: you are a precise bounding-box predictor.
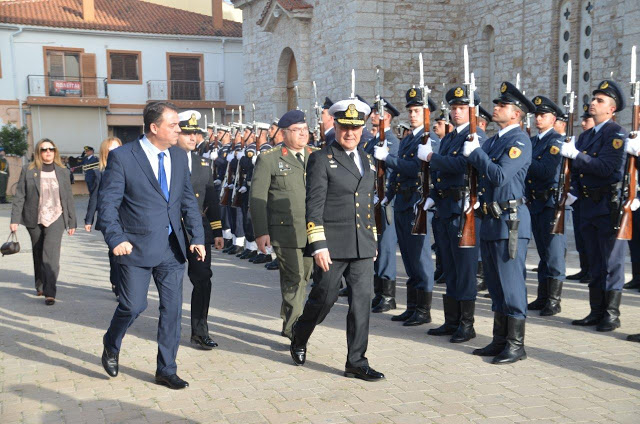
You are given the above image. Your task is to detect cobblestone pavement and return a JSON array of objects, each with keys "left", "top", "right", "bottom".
[{"left": 1, "top": 199, "right": 639, "bottom": 424}]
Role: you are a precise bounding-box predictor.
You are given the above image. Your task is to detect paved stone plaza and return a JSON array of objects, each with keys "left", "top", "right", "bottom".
[{"left": 1, "top": 199, "right": 640, "bottom": 424}]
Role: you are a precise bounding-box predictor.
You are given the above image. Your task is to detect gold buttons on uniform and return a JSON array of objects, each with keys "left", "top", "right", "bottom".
[
  {"left": 367, "top": 214, "right": 371, "bottom": 218},
  {"left": 580, "top": 174, "right": 584, "bottom": 177},
  {"left": 367, "top": 225, "right": 371, "bottom": 229},
  {"left": 355, "top": 192, "right": 359, "bottom": 196},
  {"left": 397, "top": 173, "right": 400, "bottom": 177},
  {"left": 195, "top": 193, "right": 200, "bottom": 197},
  {"left": 356, "top": 203, "right": 360, "bottom": 207},
  {"left": 356, "top": 213, "right": 360, "bottom": 217},
  {"left": 437, "top": 178, "right": 441, "bottom": 182},
  {"left": 357, "top": 224, "right": 361, "bottom": 228}
]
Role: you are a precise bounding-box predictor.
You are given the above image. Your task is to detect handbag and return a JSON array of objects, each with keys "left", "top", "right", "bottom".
[{"left": 1, "top": 232, "right": 20, "bottom": 256}]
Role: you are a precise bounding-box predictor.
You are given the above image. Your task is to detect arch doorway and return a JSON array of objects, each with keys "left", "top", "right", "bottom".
[{"left": 276, "top": 47, "right": 299, "bottom": 117}]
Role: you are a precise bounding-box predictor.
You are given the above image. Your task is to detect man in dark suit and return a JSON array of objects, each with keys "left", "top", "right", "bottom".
[
  {"left": 290, "top": 98, "right": 384, "bottom": 382},
  {"left": 98, "top": 101, "right": 206, "bottom": 389},
  {"left": 81, "top": 146, "right": 99, "bottom": 193},
  {"left": 176, "top": 110, "right": 224, "bottom": 350}
]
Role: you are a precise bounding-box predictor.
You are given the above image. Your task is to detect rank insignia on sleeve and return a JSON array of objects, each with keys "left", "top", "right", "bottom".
[
  {"left": 247, "top": 151, "right": 254, "bottom": 158},
  {"left": 613, "top": 139, "right": 623, "bottom": 149},
  {"left": 550, "top": 145, "right": 560, "bottom": 155},
  {"left": 508, "top": 147, "right": 522, "bottom": 159}
]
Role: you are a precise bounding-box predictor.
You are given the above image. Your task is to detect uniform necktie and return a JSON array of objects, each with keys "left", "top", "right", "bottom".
[
  {"left": 349, "top": 152, "right": 356, "bottom": 162},
  {"left": 158, "top": 152, "right": 171, "bottom": 234},
  {"left": 296, "top": 152, "right": 304, "bottom": 168}
]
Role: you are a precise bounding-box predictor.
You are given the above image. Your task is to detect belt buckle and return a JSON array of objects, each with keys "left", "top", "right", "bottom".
[{"left": 508, "top": 199, "right": 518, "bottom": 209}]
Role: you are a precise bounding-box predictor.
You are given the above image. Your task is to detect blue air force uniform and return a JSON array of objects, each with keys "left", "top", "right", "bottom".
[
  {"left": 468, "top": 81, "right": 533, "bottom": 365},
  {"left": 568, "top": 79, "right": 629, "bottom": 332},
  {"left": 525, "top": 96, "right": 567, "bottom": 316}
]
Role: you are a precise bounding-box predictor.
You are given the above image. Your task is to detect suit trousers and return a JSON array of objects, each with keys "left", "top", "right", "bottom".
[
  {"left": 434, "top": 215, "right": 480, "bottom": 301},
  {"left": 104, "top": 234, "right": 186, "bottom": 376},
  {"left": 187, "top": 243, "right": 213, "bottom": 338},
  {"left": 481, "top": 238, "right": 529, "bottom": 319},
  {"left": 27, "top": 215, "right": 65, "bottom": 298},
  {"left": 272, "top": 246, "right": 312, "bottom": 338},
  {"left": 394, "top": 208, "right": 433, "bottom": 292},
  {"left": 108, "top": 250, "right": 120, "bottom": 294},
  {"left": 374, "top": 205, "right": 397, "bottom": 281},
  {"left": 579, "top": 214, "right": 625, "bottom": 292},
  {"left": 531, "top": 207, "right": 566, "bottom": 283},
  {"left": 294, "top": 258, "right": 374, "bottom": 368}
]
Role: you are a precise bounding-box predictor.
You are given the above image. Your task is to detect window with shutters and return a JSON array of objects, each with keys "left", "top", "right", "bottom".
[
  {"left": 167, "top": 53, "right": 203, "bottom": 100},
  {"left": 44, "top": 47, "right": 84, "bottom": 97},
  {"left": 107, "top": 50, "right": 142, "bottom": 84}
]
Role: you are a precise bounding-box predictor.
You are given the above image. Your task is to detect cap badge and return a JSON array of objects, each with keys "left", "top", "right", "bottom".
[
  {"left": 454, "top": 87, "right": 464, "bottom": 97},
  {"left": 409, "top": 88, "right": 417, "bottom": 98},
  {"left": 345, "top": 104, "right": 358, "bottom": 119},
  {"left": 188, "top": 113, "right": 198, "bottom": 126},
  {"left": 534, "top": 97, "right": 542, "bottom": 106},
  {"left": 500, "top": 83, "right": 507, "bottom": 93},
  {"left": 600, "top": 81, "right": 609, "bottom": 90}
]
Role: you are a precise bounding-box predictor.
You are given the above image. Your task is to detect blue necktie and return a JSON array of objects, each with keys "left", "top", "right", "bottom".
[{"left": 158, "top": 152, "right": 171, "bottom": 234}]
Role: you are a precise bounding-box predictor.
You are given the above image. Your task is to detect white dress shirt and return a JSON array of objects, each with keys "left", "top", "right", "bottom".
[
  {"left": 593, "top": 119, "right": 610, "bottom": 133},
  {"left": 140, "top": 135, "right": 171, "bottom": 188},
  {"left": 412, "top": 125, "right": 424, "bottom": 137},
  {"left": 187, "top": 151, "right": 193, "bottom": 173},
  {"left": 345, "top": 148, "right": 364, "bottom": 176}
]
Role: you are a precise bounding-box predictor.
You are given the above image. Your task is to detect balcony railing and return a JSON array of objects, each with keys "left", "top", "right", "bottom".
[
  {"left": 27, "top": 75, "right": 108, "bottom": 98},
  {"left": 147, "top": 80, "right": 224, "bottom": 102}
]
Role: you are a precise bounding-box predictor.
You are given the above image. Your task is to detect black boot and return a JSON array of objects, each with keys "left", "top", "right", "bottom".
[
  {"left": 527, "top": 279, "right": 548, "bottom": 311},
  {"left": 492, "top": 317, "right": 527, "bottom": 364},
  {"left": 580, "top": 272, "right": 593, "bottom": 285},
  {"left": 427, "top": 294, "right": 459, "bottom": 336},
  {"left": 371, "top": 276, "right": 383, "bottom": 308},
  {"left": 596, "top": 290, "right": 621, "bottom": 332},
  {"left": 623, "top": 262, "right": 640, "bottom": 290},
  {"left": 628, "top": 334, "right": 640, "bottom": 342},
  {"left": 391, "top": 287, "right": 416, "bottom": 322},
  {"left": 572, "top": 287, "right": 605, "bottom": 326},
  {"left": 473, "top": 312, "right": 507, "bottom": 356},
  {"left": 450, "top": 300, "right": 476, "bottom": 343},
  {"left": 403, "top": 290, "right": 432, "bottom": 326},
  {"left": 372, "top": 279, "right": 396, "bottom": 313},
  {"left": 540, "top": 278, "right": 562, "bottom": 316},
  {"left": 567, "top": 252, "right": 588, "bottom": 280}
]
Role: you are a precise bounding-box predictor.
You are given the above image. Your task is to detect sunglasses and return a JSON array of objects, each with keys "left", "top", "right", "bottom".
[{"left": 40, "top": 147, "right": 56, "bottom": 152}]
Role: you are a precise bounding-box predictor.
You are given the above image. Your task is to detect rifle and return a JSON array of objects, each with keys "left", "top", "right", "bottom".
[
  {"left": 615, "top": 45, "right": 639, "bottom": 240},
  {"left": 550, "top": 60, "right": 575, "bottom": 234},
  {"left": 220, "top": 107, "right": 241, "bottom": 206},
  {"left": 458, "top": 45, "right": 478, "bottom": 247},
  {"left": 374, "top": 67, "right": 386, "bottom": 237},
  {"left": 312, "top": 81, "right": 325, "bottom": 147},
  {"left": 231, "top": 106, "right": 247, "bottom": 208},
  {"left": 441, "top": 83, "right": 451, "bottom": 136},
  {"left": 210, "top": 107, "right": 219, "bottom": 175},
  {"left": 411, "top": 53, "right": 431, "bottom": 235}
]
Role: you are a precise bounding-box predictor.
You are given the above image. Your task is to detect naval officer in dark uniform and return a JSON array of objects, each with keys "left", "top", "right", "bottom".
[
  {"left": 464, "top": 82, "right": 534, "bottom": 364},
  {"left": 562, "top": 80, "right": 629, "bottom": 332},
  {"left": 176, "top": 110, "right": 224, "bottom": 350},
  {"left": 290, "top": 98, "right": 384, "bottom": 382}
]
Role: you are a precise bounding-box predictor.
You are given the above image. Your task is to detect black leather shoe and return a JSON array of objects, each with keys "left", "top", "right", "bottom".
[
  {"left": 191, "top": 335, "right": 218, "bottom": 350},
  {"left": 290, "top": 342, "right": 306, "bottom": 366},
  {"left": 255, "top": 253, "right": 272, "bottom": 264},
  {"left": 222, "top": 243, "right": 234, "bottom": 253},
  {"left": 227, "top": 245, "right": 243, "bottom": 255},
  {"left": 391, "top": 309, "right": 414, "bottom": 322},
  {"left": 237, "top": 248, "right": 251, "bottom": 258},
  {"left": 155, "top": 373, "right": 189, "bottom": 390},
  {"left": 101, "top": 336, "right": 119, "bottom": 377},
  {"left": 266, "top": 259, "right": 279, "bottom": 270},
  {"left": 344, "top": 366, "right": 385, "bottom": 382}
]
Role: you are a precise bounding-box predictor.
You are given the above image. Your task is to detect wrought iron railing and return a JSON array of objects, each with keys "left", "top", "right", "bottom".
[
  {"left": 27, "top": 75, "right": 108, "bottom": 98},
  {"left": 146, "top": 80, "right": 224, "bottom": 102}
]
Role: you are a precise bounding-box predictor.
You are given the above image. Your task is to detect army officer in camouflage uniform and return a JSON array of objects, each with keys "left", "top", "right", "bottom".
[{"left": 250, "top": 110, "right": 317, "bottom": 340}]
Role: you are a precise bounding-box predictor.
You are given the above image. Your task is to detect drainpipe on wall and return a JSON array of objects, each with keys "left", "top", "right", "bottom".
[{"left": 9, "top": 26, "right": 24, "bottom": 127}]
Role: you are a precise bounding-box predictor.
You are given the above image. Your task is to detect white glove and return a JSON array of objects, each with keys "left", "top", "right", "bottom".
[
  {"left": 380, "top": 197, "right": 389, "bottom": 207},
  {"left": 560, "top": 136, "right": 579, "bottom": 159},
  {"left": 252, "top": 155, "right": 257, "bottom": 165},
  {"left": 238, "top": 186, "right": 248, "bottom": 194},
  {"left": 566, "top": 193, "right": 577, "bottom": 206},
  {"left": 202, "top": 151, "right": 210, "bottom": 158},
  {"left": 631, "top": 198, "right": 640, "bottom": 212},
  {"left": 374, "top": 194, "right": 379, "bottom": 205},
  {"left": 226, "top": 153, "right": 234, "bottom": 163},
  {"left": 463, "top": 134, "right": 480, "bottom": 157},
  {"left": 210, "top": 150, "right": 219, "bottom": 161},
  {"left": 625, "top": 135, "right": 640, "bottom": 156},
  {"left": 417, "top": 139, "right": 433, "bottom": 161},
  {"left": 474, "top": 201, "right": 480, "bottom": 210},
  {"left": 236, "top": 150, "right": 245, "bottom": 160},
  {"left": 213, "top": 179, "right": 222, "bottom": 186},
  {"left": 374, "top": 145, "right": 389, "bottom": 161},
  {"left": 423, "top": 197, "right": 435, "bottom": 211}
]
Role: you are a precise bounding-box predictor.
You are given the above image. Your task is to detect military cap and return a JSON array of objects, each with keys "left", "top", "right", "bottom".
[
  {"left": 493, "top": 81, "right": 536, "bottom": 114},
  {"left": 217, "top": 124, "right": 231, "bottom": 132},
  {"left": 329, "top": 99, "right": 371, "bottom": 127},
  {"left": 272, "top": 118, "right": 280, "bottom": 125},
  {"left": 434, "top": 111, "right": 450, "bottom": 122},
  {"left": 557, "top": 113, "right": 569, "bottom": 122},
  {"left": 322, "top": 97, "right": 333, "bottom": 110},
  {"left": 207, "top": 122, "right": 216, "bottom": 129},
  {"left": 178, "top": 110, "right": 201, "bottom": 132},
  {"left": 84, "top": 145, "right": 94, "bottom": 151},
  {"left": 593, "top": 80, "right": 625, "bottom": 112},
  {"left": 405, "top": 87, "right": 437, "bottom": 111},
  {"left": 398, "top": 121, "right": 411, "bottom": 131},
  {"left": 445, "top": 85, "right": 477, "bottom": 105},
  {"left": 256, "top": 122, "right": 271, "bottom": 131},
  {"left": 356, "top": 95, "right": 371, "bottom": 110},
  {"left": 478, "top": 105, "right": 493, "bottom": 123},
  {"left": 278, "top": 110, "right": 306, "bottom": 128},
  {"left": 581, "top": 103, "right": 592, "bottom": 119},
  {"left": 371, "top": 97, "right": 400, "bottom": 117},
  {"left": 531, "top": 95, "right": 564, "bottom": 116}
]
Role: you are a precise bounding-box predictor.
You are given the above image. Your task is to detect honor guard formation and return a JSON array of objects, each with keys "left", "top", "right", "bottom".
[{"left": 9, "top": 44, "right": 640, "bottom": 389}]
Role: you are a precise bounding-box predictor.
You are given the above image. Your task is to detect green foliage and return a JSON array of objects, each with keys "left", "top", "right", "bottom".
[{"left": 0, "top": 124, "right": 29, "bottom": 156}]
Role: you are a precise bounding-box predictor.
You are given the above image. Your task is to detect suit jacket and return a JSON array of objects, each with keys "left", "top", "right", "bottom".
[
  {"left": 190, "top": 152, "right": 222, "bottom": 244},
  {"left": 525, "top": 129, "right": 564, "bottom": 214},
  {"left": 306, "top": 143, "right": 377, "bottom": 259},
  {"left": 85, "top": 170, "right": 102, "bottom": 227},
  {"left": 570, "top": 120, "right": 628, "bottom": 220},
  {"left": 11, "top": 164, "right": 76, "bottom": 229},
  {"left": 249, "top": 144, "right": 315, "bottom": 248},
  {"left": 468, "top": 126, "right": 532, "bottom": 241},
  {"left": 97, "top": 139, "right": 204, "bottom": 267}
]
